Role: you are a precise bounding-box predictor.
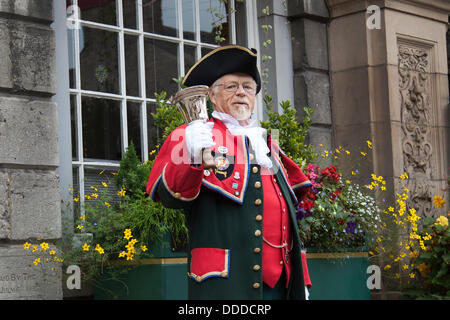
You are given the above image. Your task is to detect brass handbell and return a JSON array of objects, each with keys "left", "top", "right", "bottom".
[{"left": 170, "top": 85, "right": 215, "bottom": 169}]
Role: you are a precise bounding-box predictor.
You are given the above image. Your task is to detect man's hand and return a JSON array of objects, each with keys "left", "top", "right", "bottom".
[{"left": 185, "top": 121, "right": 215, "bottom": 164}]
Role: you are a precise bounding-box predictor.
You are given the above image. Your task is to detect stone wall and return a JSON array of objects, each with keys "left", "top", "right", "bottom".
[
  {"left": 0, "top": 0, "right": 62, "bottom": 299},
  {"left": 288, "top": 0, "right": 333, "bottom": 159}
]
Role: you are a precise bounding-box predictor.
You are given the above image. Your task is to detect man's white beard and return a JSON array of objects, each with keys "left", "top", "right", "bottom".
[{"left": 230, "top": 105, "right": 251, "bottom": 121}]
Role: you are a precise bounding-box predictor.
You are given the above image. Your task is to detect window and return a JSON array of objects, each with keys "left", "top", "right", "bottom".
[{"left": 66, "top": 0, "right": 252, "bottom": 209}]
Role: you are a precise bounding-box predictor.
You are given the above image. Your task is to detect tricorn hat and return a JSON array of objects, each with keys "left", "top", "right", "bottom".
[{"left": 182, "top": 45, "right": 261, "bottom": 94}]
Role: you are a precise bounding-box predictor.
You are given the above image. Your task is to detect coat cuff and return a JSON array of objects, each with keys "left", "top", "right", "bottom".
[{"left": 161, "top": 160, "right": 204, "bottom": 201}]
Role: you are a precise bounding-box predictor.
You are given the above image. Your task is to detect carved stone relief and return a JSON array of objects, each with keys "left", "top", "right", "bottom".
[{"left": 398, "top": 44, "right": 435, "bottom": 218}]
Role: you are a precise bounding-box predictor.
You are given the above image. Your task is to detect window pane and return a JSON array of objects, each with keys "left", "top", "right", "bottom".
[
  {"left": 143, "top": 0, "right": 178, "bottom": 37},
  {"left": 201, "top": 46, "right": 215, "bottom": 58},
  {"left": 77, "top": 0, "right": 117, "bottom": 26},
  {"left": 183, "top": 0, "right": 195, "bottom": 40},
  {"left": 199, "top": 0, "right": 228, "bottom": 44},
  {"left": 82, "top": 96, "right": 122, "bottom": 161},
  {"left": 127, "top": 102, "right": 142, "bottom": 160},
  {"left": 147, "top": 102, "right": 159, "bottom": 153},
  {"left": 84, "top": 169, "right": 119, "bottom": 205},
  {"left": 70, "top": 94, "right": 78, "bottom": 160},
  {"left": 80, "top": 27, "right": 119, "bottom": 94},
  {"left": 144, "top": 39, "right": 179, "bottom": 98},
  {"left": 124, "top": 34, "right": 140, "bottom": 97},
  {"left": 184, "top": 44, "right": 196, "bottom": 75},
  {"left": 67, "top": 28, "right": 77, "bottom": 89},
  {"left": 123, "top": 0, "right": 137, "bottom": 29},
  {"left": 235, "top": 0, "right": 248, "bottom": 46}
]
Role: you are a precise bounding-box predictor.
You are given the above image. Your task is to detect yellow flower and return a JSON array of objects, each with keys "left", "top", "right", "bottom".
[
  {"left": 400, "top": 173, "right": 409, "bottom": 180},
  {"left": 104, "top": 201, "right": 111, "bottom": 208},
  {"left": 345, "top": 150, "right": 350, "bottom": 155},
  {"left": 117, "top": 187, "right": 126, "bottom": 197},
  {"left": 90, "top": 193, "right": 98, "bottom": 199},
  {"left": 111, "top": 172, "right": 118, "bottom": 176},
  {"left": 99, "top": 170, "right": 104, "bottom": 175},
  {"left": 388, "top": 206, "right": 394, "bottom": 212},
  {"left": 384, "top": 264, "right": 391, "bottom": 270},
  {"left": 345, "top": 180, "right": 351, "bottom": 184},
  {"left": 102, "top": 182, "right": 108, "bottom": 188},
  {"left": 361, "top": 152, "right": 367, "bottom": 156},
  {"left": 95, "top": 244, "right": 105, "bottom": 255},
  {"left": 76, "top": 225, "right": 84, "bottom": 230},
  {"left": 351, "top": 171, "right": 356, "bottom": 175},
  {"left": 381, "top": 186, "right": 386, "bottom": 191},
  {"left": 435, "top": 215, "right": 448, "bottom": 227},
  {"left": 433, "top": 195, "right": 446, "bottom": 208},
  {"left": 409, "top": 273, "right": 415, "bottom": 279},
  {"left": 366, "top": 140, "right": 372, "bottom": 149},
  {"left": 123, "top": 229, "right": 132, "bottom": 240},
  {"left": 23, "top": 242, "right": 31, "bottom": 250},
  {"left": 49, "top": 250, "right": 56, "bottom": 255},
  {"left": 32, "top": 245, "right": 38, "bottom": 252},
  {"left": 40, "top": 242, "right": 49, "bottom": 251},
  {"left": 73, "top": 197, "right": 80, "bottom": 202},
  {"left": 410, "top": 251, "right": 418, "bottom": 259},
  {"left": 90, "top": 186, "right": 98, "bottom": 191},
  {"left": 403, "top": 187, "right": 409, "bottom": 193},
  {"left": 140, "top": 245, "right": 148, "bottom": 252},
  {"left": 33, "top": 258, "right": 40, "bottom": 266},
  {"left": 118, "top": 251, "right": 127, "bottom": 258},
  {"left": 79, "top": 216, "right": 86, "bottom": 220},
  {"left": 82, "top": 243, "right": 90, "bottom": 251}
]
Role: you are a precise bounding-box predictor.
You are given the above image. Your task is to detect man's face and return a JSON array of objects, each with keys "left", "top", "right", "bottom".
[{"left": 209, "top": 73, "right": 257, "bottom": 123}]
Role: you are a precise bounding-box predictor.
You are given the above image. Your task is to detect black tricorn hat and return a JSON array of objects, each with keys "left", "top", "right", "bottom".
[{"left": 182, "top": 45, "right": 261, "bottom": 94}]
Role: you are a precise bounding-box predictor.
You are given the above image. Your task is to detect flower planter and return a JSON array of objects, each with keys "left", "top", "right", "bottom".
[
  {"left": 94, "top": 233, "right": 188, "bottom": 300},
  {"left": 306, "top": 251, "right": 371, "bottom": 300}
]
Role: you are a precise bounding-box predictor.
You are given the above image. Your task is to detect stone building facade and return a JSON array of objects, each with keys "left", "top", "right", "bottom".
[{"left": 0, "top": 0, "right": 448, "bottom": 299}]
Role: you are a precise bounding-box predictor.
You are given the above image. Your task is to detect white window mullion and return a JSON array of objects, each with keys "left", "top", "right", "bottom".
[
  {"left": 229, "top": 0, "right": 236, "bottom": 44},
  {"left": 137, "top": 0, "right": 148, "bottom": 161},
  {"left": 177, "top": 0, "right": 185, "bottom": 80},
  {"left": 71, "top": 0, "right": 86, "bottom": 216},
  {"left": 194, "top": 0, "right": 202, "bottom": 59},
  {"left": 117, "top": 0, "right": 128, "bottom": 155}
]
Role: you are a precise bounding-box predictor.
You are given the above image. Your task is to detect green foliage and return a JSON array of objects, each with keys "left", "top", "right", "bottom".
[
  {"left": 151, "top": 91, "right": 184, "bottom": 144},
  {"left": 260, "top": 95, "right": 317, "bottom": 168},
  {"left": 403, "top": 216, "right": 450, "bottom": 299},
  {"left": 115, "top": 142, "right": 150, "bottom": 199}
]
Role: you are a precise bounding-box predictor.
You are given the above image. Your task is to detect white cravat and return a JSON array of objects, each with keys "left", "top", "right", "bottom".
[{"left": 211, "top": 111, "right": 273, "bottom": 168}]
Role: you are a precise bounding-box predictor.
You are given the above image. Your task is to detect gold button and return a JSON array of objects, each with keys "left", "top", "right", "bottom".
[
  {"left": 280, "top": 260, "right": 284, "bottom": 265},
  {"left": 283, "top": 226, "right": 286, "bottom": 230},
  {"left": 221, "top": 271, "right": 228, "bottom": 277},
  {"left": 254, "top": 181, "right": 261, "bottom": 189},
  {"left": 253, "top": 283, "right": 260, "bottom": 289},
  {"left": 282, "top": 208, "right": 286, "bottom": 212},
  {"left": 174, "top": 192, "right": 181, "bottom": 199},
  {"left": 254, "top": 247, "right": 261, "bottom": 253},
  {"left": 279, "top": 192, "right": 282, "bottom": 197},
  {"left": 252, "top": 166, "right": 259, "bottom": 174},
  {"left": 254, "top": 230, "right": 261, "bottom": 237},
  {"left": 255, "top": 215, "right": 262, "bottom": 221},
  {"left": 249, "top": 153, "right": 255, "bottom": 161},
  {"left": 253, "top": 265, "right": 261, "bottom": 271},
  {"left": 254, "top": 199, "right": 262, "bottom": 206}
]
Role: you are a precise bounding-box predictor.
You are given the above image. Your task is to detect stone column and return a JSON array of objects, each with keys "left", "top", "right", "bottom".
[
  {"left": 0, "top": 0, "right": 62, "bottom": 299},
  {"left": 327, "top": 0, "right": 449, "bottom": 297},
  {"left": 287, "top": 0, "right": 333, "bottom": 159}
]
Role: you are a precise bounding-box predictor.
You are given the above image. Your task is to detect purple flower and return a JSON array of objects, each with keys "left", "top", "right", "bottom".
[{"left": 346, "top": 221, "right": 356, "bottom": 234}]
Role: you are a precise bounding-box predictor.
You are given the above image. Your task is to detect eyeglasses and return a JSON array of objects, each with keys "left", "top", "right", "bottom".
[{"left": 214, "top": 81, "right": 257, "bottom": 95}]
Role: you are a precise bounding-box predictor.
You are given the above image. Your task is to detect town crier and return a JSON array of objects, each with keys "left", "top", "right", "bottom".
[{"left": 146, "top": 45, "right": 312, "bottom": 300}]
